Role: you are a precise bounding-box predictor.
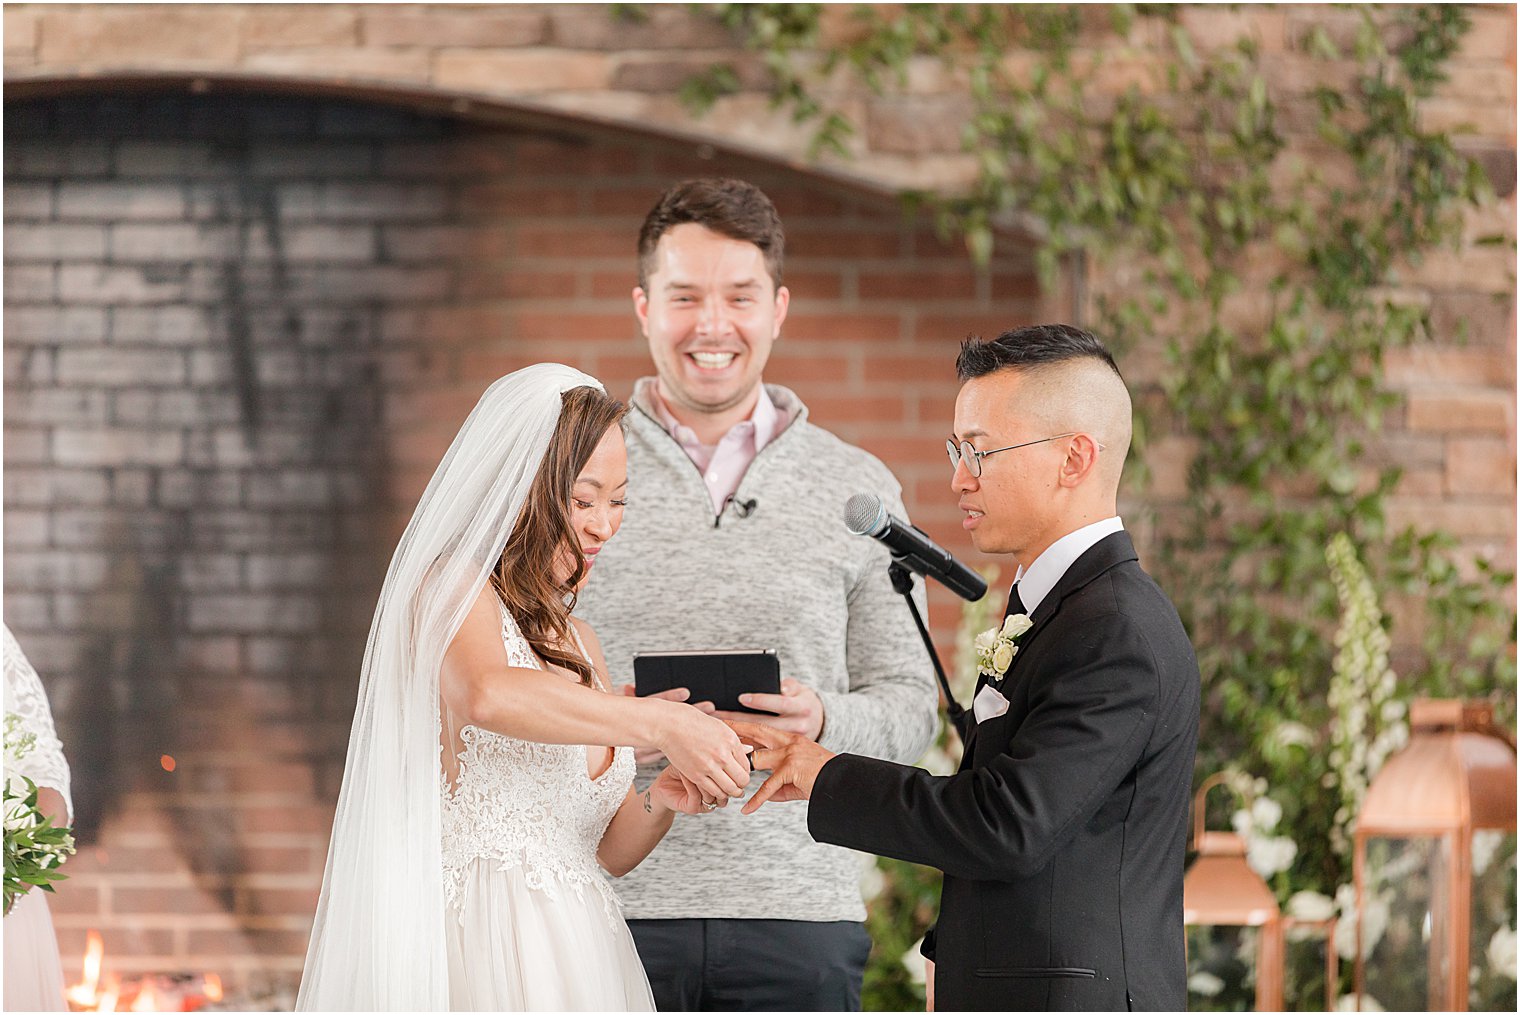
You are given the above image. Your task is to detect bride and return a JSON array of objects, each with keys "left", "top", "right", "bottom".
[{"left": 298, "top": 364, "right": 752, "bottom": 1011}]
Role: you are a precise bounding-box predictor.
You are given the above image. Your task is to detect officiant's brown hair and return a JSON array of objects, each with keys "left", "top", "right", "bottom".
[
  {"left": 637, "top": 177, "right": 786, "bottom": 290},
  {"left": 492, "top": 385, "right": 626, "bottom": 685}
]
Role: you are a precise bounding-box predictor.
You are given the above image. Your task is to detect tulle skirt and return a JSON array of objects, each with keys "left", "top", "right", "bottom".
[
  {"left": 444, "top": 858, "right": 655, "bottom": 1011},
  {"left": 3, "top": 889, "right": 67, "bottom": 1011}
]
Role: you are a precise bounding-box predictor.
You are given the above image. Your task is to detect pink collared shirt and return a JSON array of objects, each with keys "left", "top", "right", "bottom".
[{"left": 649, "top": 383, "right": 779, "bottom": 514}]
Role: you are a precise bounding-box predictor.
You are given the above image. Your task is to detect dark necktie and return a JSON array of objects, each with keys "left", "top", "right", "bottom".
[{"left": 1004, "top": 582, "right": 1026, "bottom": 621}]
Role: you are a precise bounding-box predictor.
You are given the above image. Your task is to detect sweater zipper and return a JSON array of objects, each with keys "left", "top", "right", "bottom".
[{"left": 630, "top": 400, "right": 795, "bottom": 529}]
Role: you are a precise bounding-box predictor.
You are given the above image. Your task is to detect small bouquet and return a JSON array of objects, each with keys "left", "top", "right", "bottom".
[
  {"left": 4, "top": 713, "right": 75, "bottom": 916},
  {"left": 973, "top": 613, "right": 1033, "bottom": 682}
]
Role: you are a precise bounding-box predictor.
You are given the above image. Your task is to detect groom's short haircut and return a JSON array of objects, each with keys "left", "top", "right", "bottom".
[
  {"left": 955, "top": 323, "right": 1122, "bottom": 382},
  {"left": 637, "top": 178, "right": 785, "bottom": 291},
  {"left": 958, "top": 324, "right": 1132, "bottom": 481}
]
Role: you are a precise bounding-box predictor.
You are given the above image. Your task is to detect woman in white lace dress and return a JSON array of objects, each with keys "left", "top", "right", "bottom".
[
  {"left": 3, "top": 623, "right": 72, "bottom": 1011},
  {"left": 298, "top": 365, "right": 751, "bottom": 1011}
]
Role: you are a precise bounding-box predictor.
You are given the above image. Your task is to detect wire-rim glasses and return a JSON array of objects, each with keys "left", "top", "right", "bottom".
[{"left": 946, "top": 432, "right": 1103, "bottom": 478}]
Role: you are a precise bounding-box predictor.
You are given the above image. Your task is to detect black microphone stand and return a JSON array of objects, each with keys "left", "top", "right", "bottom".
[{"left": 888, "top": 561, "right": 972, "bottom": 746}]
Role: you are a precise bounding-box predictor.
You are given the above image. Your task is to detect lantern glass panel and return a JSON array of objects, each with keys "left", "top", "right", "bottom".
[
  {"left": 1361, "top": 834, "right": 1446, "bottom": 1012},
  {"left": 1283, "top": 920, "right": 1335, "bottom": 1011},
  {"left": 1469, "top": 830, "right": 1517, "bottom": 1011},
  {"left": 1186, "top": 924, "right": 1258, "bottom": 1012}
]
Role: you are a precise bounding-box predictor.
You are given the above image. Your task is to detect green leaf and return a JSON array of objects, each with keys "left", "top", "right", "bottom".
[
  {"left": 678, "top": 64, "right": 743, "bottom": 117},
  {"left": 663, "top": 11, "right": 1520, "bottom": 1005}
]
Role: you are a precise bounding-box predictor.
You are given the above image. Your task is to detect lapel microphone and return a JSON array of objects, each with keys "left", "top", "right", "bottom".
[
  {"left": 844, "top": 494, "right": 988, "bottom": 602},
  {"left": 715, "top": 495, "right": 758, "bottom": 528}
]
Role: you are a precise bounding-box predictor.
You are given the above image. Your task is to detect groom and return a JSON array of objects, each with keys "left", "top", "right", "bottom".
[{"left": 739, "top": 325, "right": 1200, "bottom": 1011}]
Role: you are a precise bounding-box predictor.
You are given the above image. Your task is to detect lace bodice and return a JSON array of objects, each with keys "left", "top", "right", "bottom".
[
  {"left": 440, "top": 606, "right": 633, "bottom": 921},
  {"left": 3, "top": 624, "right": 73, "bottom": 821}
]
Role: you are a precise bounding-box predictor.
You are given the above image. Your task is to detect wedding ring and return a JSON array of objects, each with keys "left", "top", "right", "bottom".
[{"left": 701, "top": 800, "right": 718, "bottom": 812}]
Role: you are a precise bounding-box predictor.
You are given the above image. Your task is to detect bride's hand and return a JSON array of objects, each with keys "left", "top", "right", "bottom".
[
  {"left": 619, "top": 684, "right": 715, "bottom": 765},
  {"left": 653, "top": 703, "right": 752, "bottom": 802},
  {"left": 649, "top": 767, "right": 716, "bottom": 815}
]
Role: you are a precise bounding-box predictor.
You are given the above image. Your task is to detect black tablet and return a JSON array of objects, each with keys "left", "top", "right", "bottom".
[{"left": 633, "top": 649, "right": 781, "bottom": 714}]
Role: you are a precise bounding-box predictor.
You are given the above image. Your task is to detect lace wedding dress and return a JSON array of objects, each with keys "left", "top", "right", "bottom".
[
  {"left": 299, "top": 365, "right": 644, "bottom": 1010},
  {"left": 439, "top": 604, "right": 654, "bottom": 1011},
  {"left": 3, "top": 624, "right": 72, "bottom": 1012}
]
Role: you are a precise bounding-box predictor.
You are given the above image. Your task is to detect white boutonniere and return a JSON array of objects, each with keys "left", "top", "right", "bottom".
[{"left": 974, "top": 614, "right": 1034, "bottom": 681}]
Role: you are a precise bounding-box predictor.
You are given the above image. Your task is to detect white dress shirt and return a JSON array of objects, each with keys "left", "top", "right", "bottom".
[
  {"left": 1011, "top": 515, "right": 1126, "bottom": 616},
  {"left": 647, "top": 381, "right": 779, "bottom": 514},
  {"left": 974, "top": 516, "right": 1125, "bottom": 724}
]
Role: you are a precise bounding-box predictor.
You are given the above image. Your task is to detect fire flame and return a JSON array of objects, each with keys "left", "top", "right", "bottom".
[
  {"left": 64, "top": 930, "right": 105, "bottom": 1009},
  {"left": 96, "top": 978, "right": 120, "bottom": 1013},
  {"left": 65, "top": 929, "right": 223, "bottom": 1012},
  {"left": 128, "top": 983, "right": 156, "bottom": 1012}
]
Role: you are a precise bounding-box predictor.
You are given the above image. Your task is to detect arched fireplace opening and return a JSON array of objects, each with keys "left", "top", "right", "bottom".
[{"left": 4, "top": 84, "right": 1044, "bottom": 1000}]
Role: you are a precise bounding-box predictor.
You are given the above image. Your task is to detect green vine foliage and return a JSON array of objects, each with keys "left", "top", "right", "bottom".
[{"left": 676, "top": 4, "right": 1516, "bottom": 1009}]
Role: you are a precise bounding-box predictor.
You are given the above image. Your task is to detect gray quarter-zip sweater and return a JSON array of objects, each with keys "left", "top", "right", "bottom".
[{"left": 576, "top": 378, "right": 939, "bottom": 921}]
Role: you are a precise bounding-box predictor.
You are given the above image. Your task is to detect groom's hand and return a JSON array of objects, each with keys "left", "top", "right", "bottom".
[
  {"left": 711, "top": 678, "right": 825, "bottom": 741},
  {"left": 726, "top": 721, "right": 834, "bottom": 814}
]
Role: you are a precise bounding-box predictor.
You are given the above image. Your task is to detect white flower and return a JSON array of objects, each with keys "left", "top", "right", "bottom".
[
  {"left": 1187, "top": 971, "right": 1225, "bottom": 997},
  {"left": 1285, "top": 889, "right": 1335, "bottom": 943},
  {"left": 1002, "top": 613, "right": 1033, "bottom": 639},
  {"left": 974, "top": 616, "right": 1031, "bottom": 680},
  {"left": 1287, "top": 890, "right": 1336, "bottom": 923},
  {"left": 1333, "top": 885, "right": 1358, "bottom": 959},
  {"left": 1231, "top": 809, "right": 1252, "bottom": 837},
  {"left": 1487, "top": 926, "right": 1517, "bottom": 981},
  {"left": 1334, "top": 884, "right": 1391, "bottom": 961},
  {"left": 1272, "top": 721, "right": 1316, "bottom": 749},
  {"left": 1246, "top": 834, "right": 1296, "bottom": 879},
  {"left": 1472, "top": 829, "right": 1505, "bottom": 877},
  {"left": 1324, "top": 534, "right": 1405, "bottom": 857},
  {"left": 4, "top": 804, "right": 34, "bottom": 834},
  {"left": 902, "top": 937, "right": 929, "bottom": 985},
  {"left": 1335, "top": 994, "right": 1385, "bottom": 1012},
  {"left": 4, "top": 715, "right": 37, "bottom": 764},
  {"left": 860, "top": 860, "right": 887, "bottom": 902},
  {"left": 1251, "top": 796, "right": 1283, "bottom": 831}
]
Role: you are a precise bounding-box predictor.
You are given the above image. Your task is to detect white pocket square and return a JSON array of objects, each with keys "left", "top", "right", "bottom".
[{"left": 973, "top": 683, "right": 1010, "bottom": 724}]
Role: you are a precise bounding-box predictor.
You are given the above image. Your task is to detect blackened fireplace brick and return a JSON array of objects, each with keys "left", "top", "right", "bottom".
[{"left": 3, "top": 89, "right": 1049, "bottom": 995}]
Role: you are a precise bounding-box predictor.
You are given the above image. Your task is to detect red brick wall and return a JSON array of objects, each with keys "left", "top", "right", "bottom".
[
  {"left": 5, "top": 4, "right": 1513, "bottom": 1001},
  {"left": 3, "top": 89, "right": 1045, "bottom": 997},
  {"left": 5, "top": 80, "right": 1514, "bottom": 998}
]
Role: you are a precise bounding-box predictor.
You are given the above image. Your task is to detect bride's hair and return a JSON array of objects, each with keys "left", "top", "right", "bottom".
[{"left": 491, "top": 385, "right": 626, "bottom": 685}]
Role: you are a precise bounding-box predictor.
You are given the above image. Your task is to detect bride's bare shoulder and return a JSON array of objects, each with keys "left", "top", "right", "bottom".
[
  {"left": 444, "top": 584, "right": 512, "bottom": 660},
  {"left": 568, "top": 614, "right": 599, "bottom": 646},
  {"left": 568, "top": 616, "right": 612, "bottom": 683}
]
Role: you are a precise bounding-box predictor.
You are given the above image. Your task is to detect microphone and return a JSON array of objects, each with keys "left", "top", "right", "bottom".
[
  {"left": 844, "top": 494, "right": 988, "bottom": 602},
  {"left": 715, "top": 496, "right": 759, "bottom": 528}
]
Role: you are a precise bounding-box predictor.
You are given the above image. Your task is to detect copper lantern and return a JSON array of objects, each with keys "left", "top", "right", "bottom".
[
  {"left": 1352, "top": 699, "right": 1517, "bottom": 1011},
  {"left": 1185, "top": 773, "right": 1286, "bottom": 1011}
]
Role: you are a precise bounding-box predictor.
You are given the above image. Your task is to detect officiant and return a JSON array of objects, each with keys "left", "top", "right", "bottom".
[{"left": 575, "top": 178, "right": 940, "bottom": 1011}]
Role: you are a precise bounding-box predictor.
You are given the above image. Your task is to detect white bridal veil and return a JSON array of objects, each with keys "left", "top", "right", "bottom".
[{"left": 297, "top": 364, "right": 605, "bottom": 1010}]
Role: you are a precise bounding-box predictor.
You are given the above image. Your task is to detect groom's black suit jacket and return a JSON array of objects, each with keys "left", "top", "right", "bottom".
[{"left": 808, "top": 532, "right": 1199, "bottom": 1011}]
